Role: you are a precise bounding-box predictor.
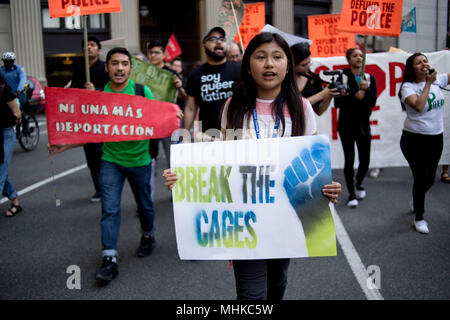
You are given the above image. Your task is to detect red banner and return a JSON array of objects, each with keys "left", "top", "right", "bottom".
[
  {"left": 45, "top": 87, "right": 180, "bottom": 145},
  {"left": 48, "top": 0, "right": 122, "bottom": 18},
  {"left": 164, "top": 34, "right": 182, "bottom": 62}
]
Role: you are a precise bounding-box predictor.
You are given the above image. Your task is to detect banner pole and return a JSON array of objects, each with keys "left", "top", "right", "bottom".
[
  {"left": 230, "top": 0, "right": 245, "bottom": 53},
  {"left": 83, "top": 15, "right": 91, "bottom": 83},
  {"left": 361, "top": 35, "right": 368, "bottom": 76}
]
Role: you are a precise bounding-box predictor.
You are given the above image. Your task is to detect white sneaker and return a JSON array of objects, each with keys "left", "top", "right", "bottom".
[
  {"left": 347, "top": 198, "right": 359, "bottom": 208},
  {"left": 356, "top": 189, "right": 366, "bottom": 200},
  {"left": 355, "top": 185, "right": 366, "bottom": 200},
  {"left": 369, "top": 168, "right": 380, "bottom": 178},
  {"left": 414, "top": 220, "right": 429, "bottom": 234}
]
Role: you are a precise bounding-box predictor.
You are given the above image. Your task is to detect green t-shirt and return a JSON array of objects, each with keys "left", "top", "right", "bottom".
[{"left": 102, "top": 79, "right": 155, "bottom": 167}]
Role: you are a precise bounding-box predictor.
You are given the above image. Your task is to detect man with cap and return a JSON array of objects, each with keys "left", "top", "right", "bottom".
[{"left": 182, "top": 26, "right": 240, "bottom": 141}]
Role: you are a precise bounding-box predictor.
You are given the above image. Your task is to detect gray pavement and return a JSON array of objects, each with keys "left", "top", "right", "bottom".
[{"left": 0, "top": 114, "right": 449, "bottom": 300}]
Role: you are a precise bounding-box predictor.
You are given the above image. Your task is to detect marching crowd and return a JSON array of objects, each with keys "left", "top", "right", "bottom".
[{"left": 1, "top": 25, "right": 449, "bottom": 299}]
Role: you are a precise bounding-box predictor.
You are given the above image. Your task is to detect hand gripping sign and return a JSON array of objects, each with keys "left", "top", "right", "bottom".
[
  {"left": 48, "top": 0, "right": 122, "bottom": 18},
  {"left": 338, "top": 0, "right": 403, "bottom": 37},
  {"left": 170, "top": 135, "right": 337, "bottom": 260},
  {"left": 45, "top": 87, "right": 180, "bottom": 144}
]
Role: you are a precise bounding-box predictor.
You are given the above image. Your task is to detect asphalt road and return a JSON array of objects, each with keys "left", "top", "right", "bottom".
[{"left": 1, "top": 114, "right": 449, "bottom": 300}]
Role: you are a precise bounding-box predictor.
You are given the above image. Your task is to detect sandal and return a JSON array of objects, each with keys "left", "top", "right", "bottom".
[
  {"left": 5, "top": 203, "right": 22, "bottom": 218},
  {"left": 441, "top": 172, "right": 450, "bottom": 184}
]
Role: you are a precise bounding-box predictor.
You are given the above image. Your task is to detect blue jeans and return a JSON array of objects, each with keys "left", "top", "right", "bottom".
[
  {"left": 1, "top": 127, "right": 18, "bottom": 200},
  {"left": 99, "top": 160, "right": 154, "bottom": 257}
]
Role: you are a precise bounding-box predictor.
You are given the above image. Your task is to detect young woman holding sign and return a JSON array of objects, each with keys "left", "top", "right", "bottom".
[
  {"left": 398, "top": 52, "right": 450, "bottom": 234},
  {"left": 164, "top": 32, "right": 341, "bottom": 300}
]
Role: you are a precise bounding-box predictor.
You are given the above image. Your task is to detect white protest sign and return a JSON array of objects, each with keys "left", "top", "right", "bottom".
[
  {"left": 170, "top": 135, "right": 337, "bottom": 260},
  {"left": 311, "top": 50, "right": 450, "bottom": 168}
]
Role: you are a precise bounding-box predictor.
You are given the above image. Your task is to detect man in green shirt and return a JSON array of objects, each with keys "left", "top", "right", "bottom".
[{"left": 49, "top": 47, "right": 157, "bottom": 284}]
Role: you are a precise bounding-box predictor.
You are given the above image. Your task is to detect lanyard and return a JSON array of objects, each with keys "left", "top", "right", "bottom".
[{"left": 252, "top": 109, "right": 280, "bottom": 139}]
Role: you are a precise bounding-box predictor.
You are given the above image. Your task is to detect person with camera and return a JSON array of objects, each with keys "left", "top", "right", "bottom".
[
  {"left": 0, "top": 75, "right": 22, "bottom": 217},
  {"left": 334, "top": 48, "right": 377, "bottom": 208},
  {"left": 398, "top": 52, "right": 450, "bottom": 234},
  {"left": 291, "top": 43, "right": 341, "bottom": 115}
]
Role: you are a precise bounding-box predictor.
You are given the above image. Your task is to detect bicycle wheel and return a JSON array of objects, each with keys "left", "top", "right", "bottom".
[{"left": 18, "top": 114, "right": 40, "bottom": 152}]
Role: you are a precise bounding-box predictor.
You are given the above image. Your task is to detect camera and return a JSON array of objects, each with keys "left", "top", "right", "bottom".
[{"left": 322, "top": 70, "right": 348, "bottom": 96}]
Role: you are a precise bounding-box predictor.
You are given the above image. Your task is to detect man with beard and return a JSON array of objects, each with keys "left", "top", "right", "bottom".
[{"left": 182, "top": 27, "right": 240, "bottom": 141}]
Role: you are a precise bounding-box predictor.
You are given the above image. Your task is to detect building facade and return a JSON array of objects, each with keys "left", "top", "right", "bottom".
[{"left": 0, "top": 0, "right": 448, "bottom": 87}]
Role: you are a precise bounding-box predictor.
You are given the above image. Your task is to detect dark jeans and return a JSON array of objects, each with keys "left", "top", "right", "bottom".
[
  {"left": 99, "top": 160, "right": 154, "bottom": 257},
  {"left": 83, "top": 143, "right": 103, "bottom": 193},
  {"left": 233, "top": 259, "right": 290, "bottom": 300},
  {"left": 339, "top": 128, "right": 371, "bottom": 196},
  {"left": 400, "top": 131, "right": 443, "bottom": 221}
]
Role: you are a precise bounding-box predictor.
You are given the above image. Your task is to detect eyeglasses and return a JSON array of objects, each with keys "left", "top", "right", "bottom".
[{"left": 206, "top": 36, "right": 226, "bottom": 43}]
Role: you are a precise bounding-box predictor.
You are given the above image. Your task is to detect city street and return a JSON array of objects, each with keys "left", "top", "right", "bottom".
[{"left": 0, "top": 114, "right": 449, "bottom": 300}]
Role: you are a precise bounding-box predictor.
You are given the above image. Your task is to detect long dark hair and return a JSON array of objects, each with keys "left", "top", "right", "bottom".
[
  {"left": 398, "top": 52, "right": 426, "bottom": 110},
  {"left": 291, "top": 42, "right": 311, "bottom": 64},
  {"left": 225, "top": 32, "right": 305, "bottom": 136}
]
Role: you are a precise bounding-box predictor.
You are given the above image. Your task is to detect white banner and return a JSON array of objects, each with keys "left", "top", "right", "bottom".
[
  {"left": 311, "top": 50, "right": 450, "bottom": 168},
  {"left": 170, "top": 135, "right": 337, "bottom": 260}
]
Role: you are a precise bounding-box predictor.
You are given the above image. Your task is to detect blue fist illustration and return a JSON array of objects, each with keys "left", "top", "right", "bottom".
[
  {"left": 283, "top": 141, "right": 331, "bottom": 210},
  {"left": 283, "top": 141, "right": 336, "bottom": 256}
]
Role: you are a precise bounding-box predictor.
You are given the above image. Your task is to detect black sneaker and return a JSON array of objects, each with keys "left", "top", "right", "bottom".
[
  {"left": 137, "top": 235, "right": 155, "bottom": 258},
  {"left": 95, "top": 256, "right": 118, "bottom": 282},
  {"left": 90, "top": 191, "right": 101, "bottom": 203}
]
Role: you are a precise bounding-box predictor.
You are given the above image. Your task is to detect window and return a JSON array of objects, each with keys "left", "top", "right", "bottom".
[
  {"left": 42, "top": 8, "right": 60, "bottom": 29},
  {"left": 42, "top": 7, "right": 108, "bottom": 32},
  {"left": 89, "top": 14, "right": 106, "bottom": 29}
]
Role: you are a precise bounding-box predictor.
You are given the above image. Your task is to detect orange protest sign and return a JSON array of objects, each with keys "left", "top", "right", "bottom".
[
  {"left": 308, "top": 14, "right": 355, "bottom": 57},
  {"left": 48, "top": 0, "right": 122, "bottom": 18},
  {"left": 337, "top": 0, "right": 403, "bottom": 37},
  {"left": 233, "top": 2, "right": 265, "bottom": 49}
]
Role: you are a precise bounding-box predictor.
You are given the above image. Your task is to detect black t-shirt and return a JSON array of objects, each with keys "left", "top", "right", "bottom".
[
  {"left": 0, "top": 84, "right": 17, "bottom": 128},
  {"left": 334, "top": 68, "right": 377, "bottom": 133},
  {"left": 186, "top": 61, "right": 240, "bottom": 132},
  {"left": 71, "top": 58, "right": 109, "bottom": 90}
]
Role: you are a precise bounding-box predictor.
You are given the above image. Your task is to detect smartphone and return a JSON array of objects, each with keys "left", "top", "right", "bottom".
[{"left": 428, "top": 68, "right": 435, "bottom": 75}]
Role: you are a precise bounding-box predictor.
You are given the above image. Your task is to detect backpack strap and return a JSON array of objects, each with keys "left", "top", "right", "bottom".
[{"left": 135, "top": 83, "right": 145, "bottom": 97}]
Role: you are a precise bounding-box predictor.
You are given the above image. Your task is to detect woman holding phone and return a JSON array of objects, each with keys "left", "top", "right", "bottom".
[{"left": 398, "top": 52, "right": 450, "bottom": 234}]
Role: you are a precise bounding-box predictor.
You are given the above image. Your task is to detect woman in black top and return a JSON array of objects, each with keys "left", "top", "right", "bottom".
[
  {"left": 334, "top": 48, "right": 377, "bottom": 208},
  {"left": 291, "top": 43, "right": 340, "bottom": 115}
]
